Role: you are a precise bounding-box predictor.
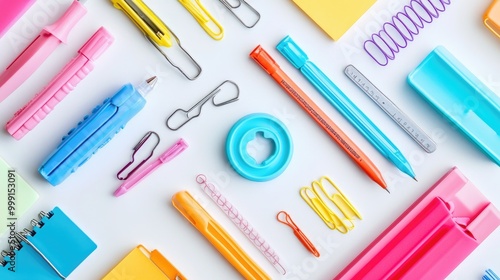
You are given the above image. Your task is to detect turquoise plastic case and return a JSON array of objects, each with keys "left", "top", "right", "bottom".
[
  {"left": 226, "top": 113, "right": 293, "bottom": 182},
  {"left": 408, "top": 46, "right": 500, "bottom": 165},
  {"left": 39, "top": 84, "right": 146, "bottom": 186}
]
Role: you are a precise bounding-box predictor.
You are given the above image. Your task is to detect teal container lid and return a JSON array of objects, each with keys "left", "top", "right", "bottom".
[
  {"left": 408, "top": 46, "right": 500, "bottom": 165},
  {"left": 226, "top": 113, "right": 293, "bottom": 181}
]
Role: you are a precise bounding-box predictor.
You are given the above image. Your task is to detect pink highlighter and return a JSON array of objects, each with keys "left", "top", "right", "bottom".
[
  {"left": 0, "top": 0, "right": 36, "bottom": 38},
  {"left": 6, "top": 27, "right": 114, "bottom": 140},
  {"left": 0, "top": 0, "right": 87, "bottom": 103}
]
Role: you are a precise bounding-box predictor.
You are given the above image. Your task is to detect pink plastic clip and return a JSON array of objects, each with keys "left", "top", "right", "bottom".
[{"left": 6, "top": 27, "right": 114, "bottom": 140}]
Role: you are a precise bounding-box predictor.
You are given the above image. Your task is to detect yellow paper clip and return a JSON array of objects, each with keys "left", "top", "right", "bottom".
[
  {"left": 300, "top": 176, "right": 361, "bottom": 233},
  {"left": 111, "top": 0, "right": 202, "bottom": 80},
  {"left": 180, "top": 0, "right": 224, "bottom": 40}
]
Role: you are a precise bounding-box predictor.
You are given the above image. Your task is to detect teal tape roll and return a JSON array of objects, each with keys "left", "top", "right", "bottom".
[{"left": 226, "top": 113, "right": 293, "bottom": 182}]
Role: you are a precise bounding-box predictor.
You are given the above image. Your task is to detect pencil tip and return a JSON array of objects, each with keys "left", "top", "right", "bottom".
[
  {"left": 385, "top": 188, "right": 390, "bottom": 194},
  {"left": 413, "top": 177, "right": 418, "bottom": 182}
]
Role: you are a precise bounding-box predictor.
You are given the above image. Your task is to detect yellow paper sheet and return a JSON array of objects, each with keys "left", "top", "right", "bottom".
[{"left": 292, "top": 0, "right": 377, "bottom": 40}]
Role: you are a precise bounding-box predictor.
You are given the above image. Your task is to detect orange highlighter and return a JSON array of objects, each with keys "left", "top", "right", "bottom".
[
  {"left": 172, "top": 191, "right": 271, "bottom": 280},
  {"left": 250, "top": 45, "right": 388, "bottom": 191}
]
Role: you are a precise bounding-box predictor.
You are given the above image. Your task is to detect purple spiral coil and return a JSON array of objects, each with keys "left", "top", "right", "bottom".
[{"left": 364, "top": 0, "right": 452, "bottom": 66}]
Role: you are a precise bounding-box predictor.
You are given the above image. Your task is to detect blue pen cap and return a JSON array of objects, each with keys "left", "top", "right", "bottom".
[{"left": 276, "top": 36, "right": 308, "bottom": 69}]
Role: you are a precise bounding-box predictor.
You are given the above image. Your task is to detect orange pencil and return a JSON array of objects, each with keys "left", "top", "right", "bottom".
[{"left": 250, "top": 45, "right": 388, "bottom": 192}]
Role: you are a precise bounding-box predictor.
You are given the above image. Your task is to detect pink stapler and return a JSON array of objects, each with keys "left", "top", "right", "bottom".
[
  {"left": 335, "top": 167, "right": 500, "bottom": 280},
  {"left": 6, "top": 27, "right": 114, "bottom": 140},
  {"left": 0, "top": 0, "right": 86, "bottom": 103}
]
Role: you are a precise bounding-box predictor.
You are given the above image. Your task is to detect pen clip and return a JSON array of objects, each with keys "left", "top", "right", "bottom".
[
  {"left": 166, "top": 80, "right": 239, "bottom": 130},
  {"left": 277, "top": 211, "right": 320, "bottom": 257},
  {"left": 219, "top": 0, "right": 260, "bottom": 28},
  {"left": 116, "top": 131, "right": 160, "bottom": 180},
  {"left": 180, "top": 0, "right": 224, "bottom": 40}
]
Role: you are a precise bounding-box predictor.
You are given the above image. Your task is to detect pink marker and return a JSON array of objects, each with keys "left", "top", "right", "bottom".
[
  {"left": 114, "top": 139, "right": 189, "bottom": 197},
  {"left": 0, "top": 0, "right": 87, "bottom": 103},
  {"left": 6, "top": 27, "right": 114, "bottom": 140}
]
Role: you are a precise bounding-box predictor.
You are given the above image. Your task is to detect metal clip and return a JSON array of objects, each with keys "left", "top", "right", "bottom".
[
  {"left": 117, "top": 131, "right": 160, "bottom": 180},
  {"left": 219, "top": 0, "right": 260, "bottom": 28},
  {"left": 166, "top": 80, "right": 239, "bottom": 130},
  {"left": 180, "top": 0, "right": 224, "bottom": 40},
  {"left": 117, "top": 0, "right": 202, "bottom": 80}
]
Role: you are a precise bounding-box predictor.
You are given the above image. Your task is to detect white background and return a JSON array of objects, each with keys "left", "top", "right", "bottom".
[{"left": 1, "top": 0, "right": 500, "bottom": 279}]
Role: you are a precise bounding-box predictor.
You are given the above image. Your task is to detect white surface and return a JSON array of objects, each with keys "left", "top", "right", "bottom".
[{"left": 1, "top": 0, "right": 499, "bottom": 279}]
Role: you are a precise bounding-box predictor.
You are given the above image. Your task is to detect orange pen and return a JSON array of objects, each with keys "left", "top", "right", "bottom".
[{"left": 250, "top": 45, "right": 388, "bottom": 192}]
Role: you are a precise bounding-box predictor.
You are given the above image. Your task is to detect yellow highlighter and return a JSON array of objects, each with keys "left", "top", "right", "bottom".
[
  {"left": 172, "top": 191, "right": 271, "bottom": 280},
  {"left": 102, "top": 245, "right": 187, "bottom": 280},
  {"left": 110, "top": 0, "right": 202, "bottom": 80}
]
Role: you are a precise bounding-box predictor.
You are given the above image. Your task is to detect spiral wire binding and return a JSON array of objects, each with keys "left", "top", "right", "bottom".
[
  {"left": 0, "top": 210, "right": 63, "bottom": 278},
  {"left": 364, "top": 0, "right": 451, "bottom": 66},
  {"left": 196, "top": 174, "right": 287, "bottom": 275}
]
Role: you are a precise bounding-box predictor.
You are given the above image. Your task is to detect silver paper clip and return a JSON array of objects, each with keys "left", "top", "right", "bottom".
[
  {"left": 219, "top": 0, "right": 260, "bottom": 28},
  {"left": 117, "top": 0, "right": 202, "bottom": 80},
  {"left": 166, "top": 80, "right": 239, "bottom": 130},
  {"left": 117, "top": 131, "right": 160, "bottom": 180}
]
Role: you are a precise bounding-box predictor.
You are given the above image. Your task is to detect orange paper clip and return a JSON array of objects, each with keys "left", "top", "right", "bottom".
[{"left": 277, "top": 211, "right": 320, "bottom": 257}]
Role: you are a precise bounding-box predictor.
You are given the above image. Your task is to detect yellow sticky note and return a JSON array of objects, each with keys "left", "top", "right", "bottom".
[
  {"left": 292, "top": 0, "right": 377, "bottom": 40},
  {"left": 0, "top": 157, "right": 38, "bottom": 236}
]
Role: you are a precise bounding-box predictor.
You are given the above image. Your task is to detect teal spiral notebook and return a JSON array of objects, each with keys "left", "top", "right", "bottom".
[{"left": 0, "top": 207, "right": 97, "bottom": 279}]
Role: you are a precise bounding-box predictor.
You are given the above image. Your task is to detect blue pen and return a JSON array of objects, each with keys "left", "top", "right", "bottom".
[
  {"left": 39, "top": 76, "right": 158, "bottom": 186},
  {"left": 276, "top": 36, "right": 416, "bottom": 180}
]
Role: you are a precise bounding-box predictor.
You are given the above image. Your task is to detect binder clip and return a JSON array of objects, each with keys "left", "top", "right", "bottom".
[
  {"left": 180, "top": 0, "right": 224, "bottom": 40},
  {"left": 111, "top": 0, "right": 202, "bottom": 80}
]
